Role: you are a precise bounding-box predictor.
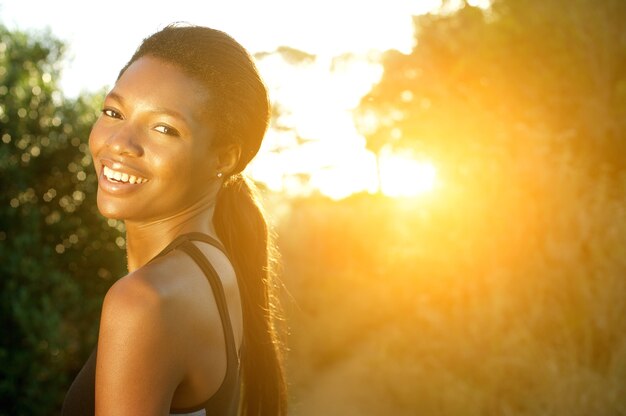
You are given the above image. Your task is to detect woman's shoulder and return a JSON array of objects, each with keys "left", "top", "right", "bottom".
[
  {"left": 97, "top": 253, "right": 208, "bottom": 377},
  {"left": 103, "top": 248, "right": 205, "bottom": 320},
  {"left": 99, "top": 261, "right": 183, "bottom": 346},
  {"left": 99, "top": 241, "right": 242, "bottom": 357},
  {"left": 101, "top": 245, "right": 237, "bottom": 333},
  {"left": 95, "top": 251, "right": 204, "bottom": 413}
]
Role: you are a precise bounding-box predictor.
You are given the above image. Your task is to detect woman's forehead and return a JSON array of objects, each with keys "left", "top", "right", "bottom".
[{"left": 112, "top": 56, "right": 211, "bottom": 121}]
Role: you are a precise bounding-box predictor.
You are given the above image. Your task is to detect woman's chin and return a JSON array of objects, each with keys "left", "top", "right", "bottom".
[{"left": 96, "top": 197, "right": 128, "bottom": 221}]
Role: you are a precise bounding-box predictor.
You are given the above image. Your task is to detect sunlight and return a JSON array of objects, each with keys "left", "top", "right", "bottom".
[
  {"left": 379, "top": 153, "right": 438, "bottom": 197},
  {"left": 252, "top": 48, "right": 385, "bottom": 199},
  {"left": 243, "top": 1, "right": 450, "bottom": 201},
  {"left": 5, "top": 0, "right": 447, "bottom": 201}
]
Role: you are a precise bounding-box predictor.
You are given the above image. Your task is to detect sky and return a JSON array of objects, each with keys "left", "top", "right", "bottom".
[{"left": 0, "top": 0, "right": 445, "bottom": 199}]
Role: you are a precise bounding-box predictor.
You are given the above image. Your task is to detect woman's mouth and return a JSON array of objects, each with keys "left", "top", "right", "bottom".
[{"left": 103, "top": 165, "right": 148, "bottom": 184}]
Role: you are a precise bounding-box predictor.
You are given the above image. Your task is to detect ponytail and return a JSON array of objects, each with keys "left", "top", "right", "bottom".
[{"left": 213, "top": 174, "right": 287, "bottom": 415}]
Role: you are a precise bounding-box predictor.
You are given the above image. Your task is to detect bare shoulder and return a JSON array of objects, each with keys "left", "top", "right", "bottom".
[
  {"left": 103, "top": 269, "right": 162, "bottom": 315},
  {"left": 96, "top": 245, "right": 243, "bottom": 413},
  {"left": 100, "top": 246, "right": 238, "bottom": 342},
  {"left": 101, "top": 260, "right": 176, "bottom": 330},
  {"left": 96, "top": 256, "right": 191, "bottom": 414},
  {"left": 98, "top": 258, "right": 191, "bottom": 365},
  {"left": 102, "top": 251, "right": 196, "bottom": 330}
]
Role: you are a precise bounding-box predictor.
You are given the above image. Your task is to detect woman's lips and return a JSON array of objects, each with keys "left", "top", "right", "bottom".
[
  {"left": 97, "top": 160, "right": 150, "bottom": 195},
  {"left": 103, "top": 165, "right": 147, "bottom": 184},
  {"left": 100, "top": 159, "right": 149, "bottom": 180}
]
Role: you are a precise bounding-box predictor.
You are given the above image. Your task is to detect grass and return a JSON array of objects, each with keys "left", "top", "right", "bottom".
[{"left": 270, "top": 151, "right": 626, "bottom": 415}]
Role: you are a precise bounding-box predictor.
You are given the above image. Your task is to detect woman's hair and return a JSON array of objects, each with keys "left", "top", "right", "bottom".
[{"left": 119, "top": 24, "right": 286, "bottom": 415}]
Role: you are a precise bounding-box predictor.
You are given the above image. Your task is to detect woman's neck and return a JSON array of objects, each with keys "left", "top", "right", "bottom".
[{"left": 123, "top": 196, "right": 218, "bottom": 273}]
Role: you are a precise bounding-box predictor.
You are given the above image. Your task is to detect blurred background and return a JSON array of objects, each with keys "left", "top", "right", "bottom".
[{"left": 1, "top": 0, "right": 626, "bottom": 414}]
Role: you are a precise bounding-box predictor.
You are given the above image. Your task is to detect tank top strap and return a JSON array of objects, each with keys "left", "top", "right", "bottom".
[
  {"left": 152, "top": 232, "right": 230, "bottom": 262},
  {"left": 154, "top": 232, "right": 238, "bottom": 358},
  {"left": 177, "top": 240, "right": 238, "bottom": 352},
  {"left": 155, "top": 233, "right": 240, "bottom": 414}
]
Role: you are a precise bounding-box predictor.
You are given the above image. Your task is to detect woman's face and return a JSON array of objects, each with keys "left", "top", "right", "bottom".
[{"left": 89, "top": 56, "right": 218, "bottom": 222}]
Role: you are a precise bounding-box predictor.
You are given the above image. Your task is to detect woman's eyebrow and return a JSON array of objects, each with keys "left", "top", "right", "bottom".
[
  {"left": 148, "top": 106, "right": 189, "bottom": 125},
  {"left": 105, "top": 91, "right": 190, "bottom": 125},
  {"left": 105, "top": 91, "right": 125, "bottom": 105}
]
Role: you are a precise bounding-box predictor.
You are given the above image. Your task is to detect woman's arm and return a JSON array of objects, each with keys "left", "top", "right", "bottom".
[{"left": 95, "top": 274, "right": 185, "bottom": 416}]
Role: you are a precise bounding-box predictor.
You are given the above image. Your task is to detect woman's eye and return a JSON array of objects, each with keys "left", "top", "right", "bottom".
[
  {"left": 154, "top": 125, "right": 180, "bottom": 136},
  {"left": 102, "top": 108, "right": 121, "bottom": 119}
]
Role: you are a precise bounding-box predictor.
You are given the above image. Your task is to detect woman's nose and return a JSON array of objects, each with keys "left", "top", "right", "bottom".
[{"left": 105, "top": 124, "right": 144, "bottom": 157}]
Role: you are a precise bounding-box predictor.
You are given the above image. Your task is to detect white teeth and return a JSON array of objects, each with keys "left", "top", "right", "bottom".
[{"left": 103, "top": 165, "right": 147, "bottom": 184}]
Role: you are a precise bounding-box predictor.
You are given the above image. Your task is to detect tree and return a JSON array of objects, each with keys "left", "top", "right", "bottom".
[
  {"left": 254, "top": 46, "right": 320, "bottom": 194},
  {"left": 0, "top": 25, "right": 125, "bottom": 414},
  {"left": 356, "top": 0, "right": 626, "bottom": 181},
  {"left": 344, "top": 2, "right": 626, "bottom": 412}
]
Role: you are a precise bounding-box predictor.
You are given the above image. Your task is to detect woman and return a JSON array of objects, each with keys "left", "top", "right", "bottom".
[{"left": 62, "top": 24, "right": 287, "bottom": 415}]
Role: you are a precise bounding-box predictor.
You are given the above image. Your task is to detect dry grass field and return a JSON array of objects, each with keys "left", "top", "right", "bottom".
[{"left": 271, "top": 153, "right": 626, "bottom": 415}]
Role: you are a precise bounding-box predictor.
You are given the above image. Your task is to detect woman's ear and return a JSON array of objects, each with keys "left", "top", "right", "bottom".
[{"left": 216, "top": 143, "right": 242, "bottom": 176}]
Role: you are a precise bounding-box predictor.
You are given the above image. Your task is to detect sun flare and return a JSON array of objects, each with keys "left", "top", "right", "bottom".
[
  {"left": 379, "top": 154, "right": 438, "bottom": 198},
  {"left": 241, "top": 0, "right": 444, "bottom": 201}
]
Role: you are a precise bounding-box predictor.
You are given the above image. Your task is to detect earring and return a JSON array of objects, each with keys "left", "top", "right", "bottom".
[{"left": 217, "top": 172, "right": 223, "bottom": 178}]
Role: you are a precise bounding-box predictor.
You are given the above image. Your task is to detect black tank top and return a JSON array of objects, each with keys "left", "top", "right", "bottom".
[{"left": 62, "top": 233, "right": 241, "bottom": 416}]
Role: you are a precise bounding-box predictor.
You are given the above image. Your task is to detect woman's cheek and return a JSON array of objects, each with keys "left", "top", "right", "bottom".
[{"left": 89, "top": 120, "right": 106, "bottom": 155}]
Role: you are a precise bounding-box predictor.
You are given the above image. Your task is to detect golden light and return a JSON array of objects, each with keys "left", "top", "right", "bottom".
[
  {"left": 252, "top": 48, "right": 385, "bottom": 200},
  {"left": 379, "top": 153, "right": 438, "bottom": 198},
  {"left": 240, "top": 0, "right": 445, "bottom": 200}
]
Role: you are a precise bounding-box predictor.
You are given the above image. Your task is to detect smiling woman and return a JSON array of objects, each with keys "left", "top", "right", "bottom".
[
  {"left": 61, "top": 24, "right": 286, "bottom": 416},
  {"left": 89, "top": 57, "right": 219, "bottom": 226}
]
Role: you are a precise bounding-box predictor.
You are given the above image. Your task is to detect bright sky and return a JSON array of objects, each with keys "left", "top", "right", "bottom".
[{"left": 0, "top": 0, "right": 443, "bottom": 199}]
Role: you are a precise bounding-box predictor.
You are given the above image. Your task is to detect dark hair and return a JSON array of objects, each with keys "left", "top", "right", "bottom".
[{"left": 120, "top": 24, "right": 286, "bottom": 415}]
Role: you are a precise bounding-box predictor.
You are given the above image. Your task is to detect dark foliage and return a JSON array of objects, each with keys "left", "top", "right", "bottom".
[{"left": 0, "top": 26, "right": 125, "bottom": 415}]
